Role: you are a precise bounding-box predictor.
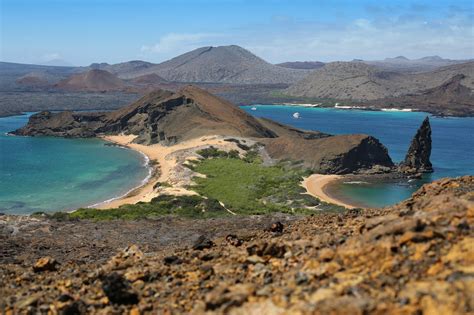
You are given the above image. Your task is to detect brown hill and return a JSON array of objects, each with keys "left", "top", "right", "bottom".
[
  {"left": 129, "top": 73, "right": 167, "bottom": 85},
  {"left": 287, "top": 61, "right": 474, "bottom": 101},
  {"left": 16, "top": 73, "right": 50, "bottom": 86},
  {"left": 133, "top": 45, "right": 310, "bottom": 84},
  {"left": 55, "top": 69, "right": 126, "bottom": 91},
  {"left": 13, "top": 86, "right": 396, "bottom": 174}
]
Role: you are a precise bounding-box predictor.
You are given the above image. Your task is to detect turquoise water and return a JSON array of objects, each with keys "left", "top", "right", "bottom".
[
  {"left": 0, "top": 113, "right": 150, "bottom": 214},
  {"left": 242, "top": 105, "right": 474, "bottom": 207}
]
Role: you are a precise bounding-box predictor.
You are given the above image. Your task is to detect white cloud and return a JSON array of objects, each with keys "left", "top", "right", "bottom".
[{"left": 138, "top": 11, "right": 473, "bottom": 63}]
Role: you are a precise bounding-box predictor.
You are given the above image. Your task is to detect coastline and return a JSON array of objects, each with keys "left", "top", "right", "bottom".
[
  {"left": 89, "top": 135, "right": 161, "bottom": 209},
  {"left": 91, "top": 134, "right": 246, "bottom": 209},
  {"left": 87, "top": 146, "right": 155, "bottom": 209},
  {"left": 303, "top": 174, "right": 360, "bottom": 209}
]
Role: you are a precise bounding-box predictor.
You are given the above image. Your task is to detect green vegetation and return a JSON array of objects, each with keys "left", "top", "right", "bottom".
[
  {"left": 40, "top": 147, "right": 342, "bottom": 220},
  {"left": 196, "top": 146, "right": 240, "bottom": 159},
  {"left": 43, "top": 195, "right": 230, "bottom": 221},
  {"left": 191, "top": 150, "right": 343, "bottom": 215}
]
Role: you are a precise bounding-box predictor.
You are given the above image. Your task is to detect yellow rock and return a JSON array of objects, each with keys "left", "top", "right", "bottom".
[
  {"left": 443, "top": 237, "right": 474, "bottom": 269},
  {"left": 310, "top": 288, "right": 336, "bottom": 303},
  {"left": 129, "top": 306, "right": 140, "bottom": 315}
]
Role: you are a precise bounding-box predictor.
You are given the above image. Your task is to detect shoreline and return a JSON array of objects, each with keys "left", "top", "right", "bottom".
[
  {"left": 90, "top": 134, "right": 246, "bottom": 209},
  {"left": 243, "top": 104, "right": 473, "bottom": 118},
  {"left": 303, "top": 174, "right": 360, "bottom": 209},
  {"left": 86, "top": 144, "right": 155, "bottom": 209},
  {"left": 91, "top": 135, "right": 162, "bottom": 209}
]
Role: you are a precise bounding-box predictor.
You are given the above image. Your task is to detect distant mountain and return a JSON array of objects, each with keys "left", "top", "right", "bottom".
[
  {"left": 287, "top": 62, "right": 405, "bottom": 100},
  {"left": 0, "top": 61, "right": 79, "bottom": 91},
  {"left": 364, "top": 56, "right": 473, "bottom": 73},
  {"left": 129, "top": 73, "right": 167, "bottom": 85},
  {"left": 55, "top": 69, "right": 126, "bottom": 91},
  {"left": 276, "top": 61, "right": 325, "bottom": 70},
  {"left": 369, "top": 74, "right": 474, "bottom": 116},
  {"left": 16, "top": 72, "right": 53, "bottom": 86},
  {"left": 87, "top": 60, "right": 155, "bottom": 79},
  {"left": 130, "top": 45, "right": 310, "bottom": 84},
  {"left": 287, "top": 61, "right": 474, "bottom": 101}
]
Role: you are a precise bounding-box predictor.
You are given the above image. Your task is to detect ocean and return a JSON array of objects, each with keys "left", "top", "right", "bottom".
[
  {"left": 242, "top": 105, "right": 474, "bottom": 207},
  {"left": 1, "top": 108, "right": 473, "bottom": 213},
  {"left": 0, "top": 113, "right": 150, "bottom": 214}
]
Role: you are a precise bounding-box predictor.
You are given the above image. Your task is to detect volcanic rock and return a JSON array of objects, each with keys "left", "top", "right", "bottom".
[
  {"left": 55, "top": 69, "right": 126, "bottom": 92},
  {"left": 1, "top": 176, "right": 472, "bottom": 314},
  {"left": 13, "top": 86, "right": 396, "bottom": 174},
  {"left": 32, "top": 256, "right": 58, "bottom": 272},
  {"left": 101, "top": 272, "right": 138, "bottom": 305},
  {"left": 400, "top": 117, "right": 433, "bottom": 173}
]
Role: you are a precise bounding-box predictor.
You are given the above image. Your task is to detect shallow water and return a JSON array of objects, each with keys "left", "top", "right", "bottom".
[
  {"left": 242, "top": 105, "right": 474, "bottom": 207},
  {"left": 0, "top": 113, "right": 150, "bottom": 214}
]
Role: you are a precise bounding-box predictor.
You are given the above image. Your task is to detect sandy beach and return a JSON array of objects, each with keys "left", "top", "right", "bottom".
[
  {"left": 95, "top": 134, "right": 246, "bottom": 209},
  {"left": 303, "top": 174, "right": 357, "bottom": 209}
]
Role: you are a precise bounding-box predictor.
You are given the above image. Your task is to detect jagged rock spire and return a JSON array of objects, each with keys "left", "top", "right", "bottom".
[{"left": 401, "top": 117, "right": 433, "bottom": 173}]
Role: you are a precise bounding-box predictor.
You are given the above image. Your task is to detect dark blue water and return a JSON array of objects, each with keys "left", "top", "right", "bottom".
[
  {"left": 242, "top": 105, "right": 474, "bottom": 207},
  {"left": 0, "top": 113, "right": 150, "bottom": 214}
]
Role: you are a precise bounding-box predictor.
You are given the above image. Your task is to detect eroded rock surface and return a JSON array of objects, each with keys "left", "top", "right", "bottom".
[
  {"left": 12, "top": 86, "right": 395, "bottom": 174},
  {"left": 1, "top": 176, "right": 472, "bottom": 314},
  {"left": 400, "top": 116, "right": 433, "bottom": 173}
]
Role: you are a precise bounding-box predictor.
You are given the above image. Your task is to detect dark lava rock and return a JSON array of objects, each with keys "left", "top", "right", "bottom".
[
  {"left": 59, "top": 300, "right": 87, "bottom": 315},
  {"left": 101, "top": 272, "right": 138, "bottom": 305},
  {"left": 163, "top": 255, "right": 183, "bottom": 265},
  {"left": 226, "top": 234, "right": 243, "bottom": 246},
  {"left": 269, "top": 222, "right": 284, "bottom": 233},
  {"left": 247, "top": 242, "right": 286, "bottom": 258},
  {"left": 400, "top": 117, "right": 433, "bottom": 173},
  {"left": 57, "top": 294, "right": 74, "bottom": 302},
  {"left": 193, "top": 235, "right": 214, "bottom": 250}
]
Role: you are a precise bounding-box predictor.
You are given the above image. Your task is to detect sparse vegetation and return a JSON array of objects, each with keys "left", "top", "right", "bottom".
[
  {"left": 40, "top": 147, "right": 342, "bottom": 221},
  {"left": 67, "top": 195, "right": 229, "bottom": 220},
  {"left": 191, "top": 150, "right": 343, "bottom": 214},
  {"left": 196, "top": 146, "right": 240, "bottom": 159}
]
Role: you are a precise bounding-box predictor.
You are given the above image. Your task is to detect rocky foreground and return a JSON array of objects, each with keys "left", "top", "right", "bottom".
[{"left": 1, "top": 176, "right": 473, "bottom": 314}]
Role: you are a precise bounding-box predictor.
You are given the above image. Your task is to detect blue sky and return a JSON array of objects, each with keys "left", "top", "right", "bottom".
[{"left": 1, "top": 0, "right": 473, "bottom": 66}]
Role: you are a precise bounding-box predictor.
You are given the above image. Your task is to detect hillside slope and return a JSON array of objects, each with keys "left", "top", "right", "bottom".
[
  {"left": 55, "top": 69, "right": 126, "bottom": 91},
  {"left": 1, "top": 176, "right": 472, "bottom": 314},
  {"left": 136, "top": 45, "right": 310, "bottom": 84},
  {"left": 287, "top": 61, "right": 474, "bottom": 101},
  {"left": 13, "top": 86, "right": 394, "bottom": 174}
]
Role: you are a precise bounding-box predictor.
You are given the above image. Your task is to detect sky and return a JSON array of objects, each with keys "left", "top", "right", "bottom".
[{"left": 1, "top": 0, "right": 473, "bottom": 66}]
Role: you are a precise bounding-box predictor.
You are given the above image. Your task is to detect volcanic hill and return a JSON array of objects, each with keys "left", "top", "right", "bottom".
[
  {"left": 13, "top": 86, "right": 395, "bottom": 174},
  {"left": 55, "top": 69, "right": 126, "bottom": 92},
  {"left": 130, "top": 45, "right": 310, "bottom": 84},
  {"left": 287, "top": 61, "right": 474, "bottom": 101}
]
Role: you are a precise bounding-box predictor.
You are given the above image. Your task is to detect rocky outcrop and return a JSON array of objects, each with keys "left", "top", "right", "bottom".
[
  {"left": 13, "top": 86, "right": 396, "bottom": 174},
  {"left": 400, "top": 117, "right": 433, "bottom": 173},
  {"left": 262, "top": 134, "right": 394, "bottom": 174},
  {"left": 1, "top": 176, "right": 472, "bottom": 314}
]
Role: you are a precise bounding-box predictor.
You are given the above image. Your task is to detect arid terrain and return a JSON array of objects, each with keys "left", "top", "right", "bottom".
[
  {"left": 1, "top": 176, "right": 472, "bottom": 314},
  {"left": 1, "top": 46, "right": 473, "bottom": 117}
]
